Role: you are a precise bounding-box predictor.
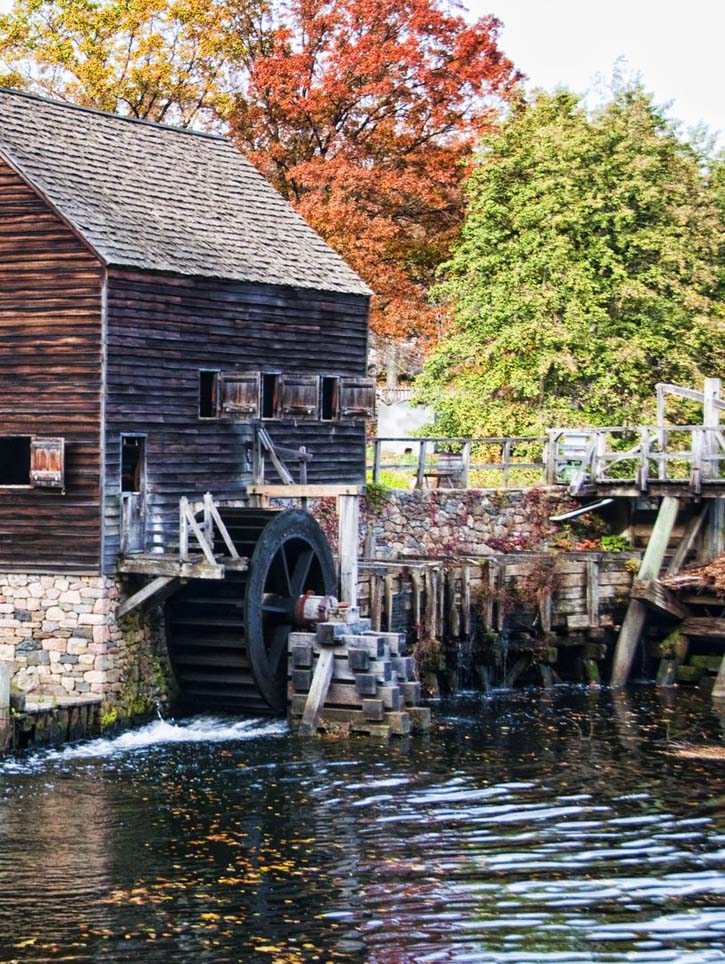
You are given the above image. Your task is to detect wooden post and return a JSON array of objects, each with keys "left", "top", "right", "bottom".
[
  {"left": 298, "top": 648, "right": 336, "bottom": 736},
  {"left": 462, "top": 566, "right": 471, "bottom": 637},
  {"left": 179, "top": 497, "right": 189, "bottom": 561},
  {"left": 545, "top": 430, "right": 559, "bottom": 485},
  {"left": 586, "top": 557, "right": 600, "bottom": 629},
  {"left": 416, "top": 440, "right": 427, "bottom": 489},
  {"left": 704, "top": 499, "right": 725, "bottom": 561},
  {"left": 611, "top": 496, "right": 680, "bottom": 687},
  {"left": 461, "top": 441, "right": 471, "bottom": 488},
  {"left": 437, "top": 567, "right": 446, "bottom": 639},
  {"left": 0, "top": 662, "right": 10, "bottom": 713},
  {"left": 203, "top": 491, "right": 214, "bottom": 545},
  {"left": 502, "top": 439, "right": 512, "bottom": 489},
  {"left": 637, "top": 427, "right": 650, "bottom": 493},
  {"left": 372, "top": 438, "right": 382, "bottom": 483},
  {"left": 447, "top": 568, "right": 461, "bottom": 638},
  {"left": 702, "top": 377, "right": 721, "bottom": 481},
  {"left": 337, "top": 493, "right": 360, "bottom": 607},
  {"left": 595, "top": 430, "right": 607, "bottom": 483},
  {"left": 666, "top": 506, "right": 708, "bottom": 575},
  {"left": 410, "top": 568, "right": 422, "bottom": 630},
  {"left": 383, "top": 573, "right": 395, "bottom": 632},
  {"left": 370, "top": 573, "right": 383, "bottom": 631}
]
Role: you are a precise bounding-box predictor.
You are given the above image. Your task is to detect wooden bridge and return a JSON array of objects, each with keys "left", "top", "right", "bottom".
[{"left": 371, "top": 378, "right": 725, "bottom": 499}]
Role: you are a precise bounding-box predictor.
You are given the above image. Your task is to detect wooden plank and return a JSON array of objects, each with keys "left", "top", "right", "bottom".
[
  {"left": 611, "top": 496, "right": 680, "bottom": 686},
  {"left": 586, "top": 558, "right": 600, "bottom": 628},
  {"left": 298, "top": 648, "right": 336, "bottom": 736},
  {"left": 117, "top": 555, "right": 228, "bottom": 579},
  {"left": 666, "top": 506, "right": 709, "bottom": 575},
  {"left": 631, "top": 579, "right": 690, "bottom": 620},
  {"left": 247, "top": 484, "right": 363, "bottom": 498},
  {"left": 117, "top": 575, "right": 179, "bottom": 618},
  {"left": 679, "top": 617, "right": 725, "bottom": 638}
]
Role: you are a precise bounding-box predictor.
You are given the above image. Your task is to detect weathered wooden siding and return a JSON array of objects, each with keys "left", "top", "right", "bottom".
[
  {"left": 103, "top": 269, "right": 369, "bottom": 571},
  {"left": 0, "top": 159, "right": 103, "bottom": 572}
]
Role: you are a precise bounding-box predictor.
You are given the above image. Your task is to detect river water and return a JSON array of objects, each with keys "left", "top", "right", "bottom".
[{"left": 0, "top": 686, "right": 723, "bottom": 964}]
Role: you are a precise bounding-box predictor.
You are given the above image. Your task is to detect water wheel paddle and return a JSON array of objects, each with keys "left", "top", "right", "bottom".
[{"left": 166, "top": 508, "right": 336, "bottom": 714}]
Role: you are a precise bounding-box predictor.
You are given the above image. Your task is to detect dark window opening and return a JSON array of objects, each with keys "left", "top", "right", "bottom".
[
  {"left": 262, "top": 373, "right": 279, "bottom": 419},
  {"left": 199, "top": 370, "right": 218, "bottom": 418},
  {"left": 121, "top": 436, "right": 145, "bottom": 493},
  {"left": 321, "top": 376, "right": 339, "bottom": 421},
  {"left": 0, "top": 436, "right": 31, "bottom": 485}
]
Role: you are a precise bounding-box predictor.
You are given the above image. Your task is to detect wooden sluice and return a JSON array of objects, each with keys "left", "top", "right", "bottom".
[{"left": 357, "top": 553, "right": 640, "bottom": 691}]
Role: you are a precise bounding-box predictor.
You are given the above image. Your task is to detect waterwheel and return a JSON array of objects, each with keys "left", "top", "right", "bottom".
[{"left": 166, "top": 508, "right": 336, "bottom": 714}]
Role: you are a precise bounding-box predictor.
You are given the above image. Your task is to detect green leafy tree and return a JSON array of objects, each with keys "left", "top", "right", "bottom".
[{"left": 416, "top": 86, "right": 725, "bottom": 435}]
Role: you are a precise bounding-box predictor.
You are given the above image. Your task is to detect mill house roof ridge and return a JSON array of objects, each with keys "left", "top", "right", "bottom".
[{"left": 0, "top": 86, "right": 371, "bottom": 296}]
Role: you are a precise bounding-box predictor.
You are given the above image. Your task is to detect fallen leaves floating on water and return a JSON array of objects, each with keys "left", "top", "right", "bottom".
[{"left": 668, "top": 743, "right": 725, "bottom": 761}]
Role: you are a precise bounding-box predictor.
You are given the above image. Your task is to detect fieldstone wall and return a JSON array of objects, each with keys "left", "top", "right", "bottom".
[
  {"left": 367, "top": 487, "right": 573, "bottom": 559},
  {"left": 0, "top": 573, "right": 170, "bottom": 711}
]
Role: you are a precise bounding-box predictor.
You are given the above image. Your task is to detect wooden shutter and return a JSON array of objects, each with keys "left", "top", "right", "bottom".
[
  {"left": 220, "top": 372, "right": 260, "bottom": 418},
  {"left": 30, "top": 437, "right": 65, "bottom": 489},
  {"left": 339, "top": 377, "right": 376, "bottom": 419},
  {"left": 278, "top": 374, "right": 320, "bottom": 419}
]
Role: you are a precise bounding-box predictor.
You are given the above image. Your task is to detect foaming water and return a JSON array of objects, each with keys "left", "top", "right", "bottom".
[
  {"left": 0, "top": 687, "right": 723, "bottom": 964},
  {"left": 1, "top": 714, "right": 287, "bottom": 773}
]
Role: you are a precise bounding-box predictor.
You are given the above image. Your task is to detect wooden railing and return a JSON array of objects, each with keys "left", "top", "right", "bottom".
[
  {"left": 370, "top": 436, "right": 548, "bottom": 489},
  {"left": 556, "top": 425, "right": 725, "bottom": 495},
  {"left": 179, "top": 492, "right": 241, "bottom": 565},
  {"left": 369, "top": 379, "right": 725, "bottom": 495}
]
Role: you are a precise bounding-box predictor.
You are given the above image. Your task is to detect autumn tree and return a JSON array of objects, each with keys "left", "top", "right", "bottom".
[
  {"left": 0, "top": 0, "right": 520, "bottom": 348},
  {"left": 0, "top": 0, "right": 260, "bottom": 126},
  {"left": 416, "top": 86, "right": 725, "bottom": 435},
  {"left": 229, "top": 0, "right": 520, "bottom": 347}
]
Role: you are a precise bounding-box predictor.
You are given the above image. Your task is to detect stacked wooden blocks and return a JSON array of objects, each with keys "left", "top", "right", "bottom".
[{"left": 287, "top": 608, "right": 431, "bottom": 738}]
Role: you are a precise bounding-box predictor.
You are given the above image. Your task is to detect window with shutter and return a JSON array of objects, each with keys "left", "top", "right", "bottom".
[
  {"left": 278, "top": 375, "right": 320, "bottom": 419},
  {"left": 339, "top": 377, "right": 376, "bottom": 419},
  {"left": 30, "top": 437, "right": 65, "bottom": 489},
  {"left": 220, "top": 373, "right": 261, "bottom": 418}
]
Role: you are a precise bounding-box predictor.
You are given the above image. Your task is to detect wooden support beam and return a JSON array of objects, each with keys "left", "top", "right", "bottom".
[
  {"left": 679, "top": 617, "right": 725, "bottom": 638},
  {"left": 118, "top": 554, "right": 232, "bottom": 579},
  {"left": 337, "top": 492, "right": 360, "bottom": 607},
  {"left": 713, "top": 653, "right": 725, "bottom": 700},
  {"left": 666, "top": 506, "right": 709, "bottom": 575},
  {"left": 611, "top": 496, "right": 680, "bottom": 687},
  {"left": 586, "top": 558, "right": 600, "bottom": 628},
  {"left": 118, "top": 576, "right": 180, "bottom": 619},
  {"left": 298, "top": 648, "right": 336, "bottom": 736},
  {"left": 703, "top": 499, "right": 725, "bottom": 562},
  {"left": 631, "top": 579, "right": 690, "bottom": 620},
  {"left": 247, "top": 484, "right": 363, "bottom": 499}
]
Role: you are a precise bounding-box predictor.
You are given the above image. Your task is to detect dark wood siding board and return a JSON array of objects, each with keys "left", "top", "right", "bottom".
[
  {"left": 0, "top": 159, "right": 104, "bottom": 573},
  {"left": 103, "top": 269, "right": 369, "bottom": 572}
]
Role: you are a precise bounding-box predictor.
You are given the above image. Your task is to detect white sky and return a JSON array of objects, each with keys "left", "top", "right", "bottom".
[
  {"left": 0, "top": 0, "right": 722, "bottom": 146},
  {"left": 470, "top": 0, "right": 724, "bottom": 147}
]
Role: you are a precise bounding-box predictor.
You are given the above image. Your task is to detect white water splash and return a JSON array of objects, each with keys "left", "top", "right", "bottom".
[{"left": 1, "top": 715, "right": 287, "bottom": 773}]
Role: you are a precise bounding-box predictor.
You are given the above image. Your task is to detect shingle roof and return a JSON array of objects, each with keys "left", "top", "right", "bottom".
[{"left": 0, "top": 88, "right": 370, "bottom": 296}]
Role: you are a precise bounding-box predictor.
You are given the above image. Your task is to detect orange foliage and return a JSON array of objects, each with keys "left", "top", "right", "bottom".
[{"left": 231, "top": 0, "right": 521, "bottom": 346}]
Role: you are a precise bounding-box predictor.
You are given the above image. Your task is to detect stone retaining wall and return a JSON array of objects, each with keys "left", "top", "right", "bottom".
[
  {"left": 0, "top": 573, "right": 170, "bottom": 711},
  {"left": 366, "top": 487, "right": 573, "bottom": 559}
]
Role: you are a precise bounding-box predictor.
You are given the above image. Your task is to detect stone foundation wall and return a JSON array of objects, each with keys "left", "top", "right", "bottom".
[
  {"left": 367, "top": 487, "right": 573, "bottom": 559},
  {"left": 0, "top": 573, "right": 170, "bottom": 712}
]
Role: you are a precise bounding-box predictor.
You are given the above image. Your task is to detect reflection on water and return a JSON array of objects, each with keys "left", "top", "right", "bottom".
[{"left": 0, "top": 686, "right": 723, "bottom": 963}]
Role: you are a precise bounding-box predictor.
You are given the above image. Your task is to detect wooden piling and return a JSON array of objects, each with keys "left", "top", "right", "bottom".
[{"left": 611, "top": 496, "right": 680, "bottom": 687}]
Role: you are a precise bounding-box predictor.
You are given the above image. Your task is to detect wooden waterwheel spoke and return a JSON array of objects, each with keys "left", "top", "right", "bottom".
[
  {"left": 290, "top": 546, "right": 314, "bottom": 597},
  {"left": 278, "top": 544, "right": 293, "bottom": 596},
  {"left": 268, "top": 623, "right": 291, "bottom": 676}
]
